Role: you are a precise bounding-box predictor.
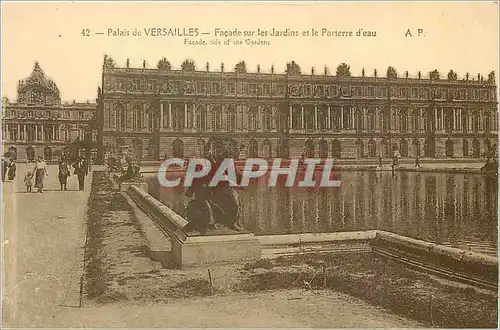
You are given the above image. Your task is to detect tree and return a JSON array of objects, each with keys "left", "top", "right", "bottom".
[
  {"left": 386, "top": 66, "right": 397, "bottom": 79},
  {"left": 234, "top": 61, "right": 247, "bottom": 74},
  {"left": 429, "top": 69, "right": 440, "bottom": 80},
  {"left": 157, "top": 58, "right": 171, "bottom": 71},
  {"left": 488, "top": 71, "right": 496, "bottom": 84},
  {"left": 286, "top": 61, "right": 301, "bottom": 75},
  {"left": 447, "top": 70, "right": 458, "bottom": 81},
  {"left": 181, "top": 59, "right": 196, "bottom": 72},
  {"left": 336, "top": 63, "right": 351, "bottom": 77}
]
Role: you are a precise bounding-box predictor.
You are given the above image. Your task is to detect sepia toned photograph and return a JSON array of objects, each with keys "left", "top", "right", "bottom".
[{"left": 1, "top": 1, "right": 499, "bottom": 328}]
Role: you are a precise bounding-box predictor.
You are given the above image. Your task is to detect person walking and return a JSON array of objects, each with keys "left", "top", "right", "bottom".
[
  {"left": 24, "top": 171, "right": 33, "bottom": 192},
  {"left": 33, "top": 156, "right": 48, "bottom": 193},
  {"left": 73, "top": 157, "right": 88, "bottom": 191},
  {"left": 58, "top": 158, "right": 71, "bottom": 190},
  {"left": 2, "top": 158, "right": 9, "bottom": 182},
  {"left": 7, "top": 159, "right": 16, "bottom": 181}
]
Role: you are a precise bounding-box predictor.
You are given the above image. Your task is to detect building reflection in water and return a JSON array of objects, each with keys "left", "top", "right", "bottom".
[{"left": 146, "top": 171, "right": 497, "bottom": 256}]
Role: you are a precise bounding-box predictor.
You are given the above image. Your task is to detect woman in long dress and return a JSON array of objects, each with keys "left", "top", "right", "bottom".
[
  {"left": 58, "top": 158, "right": 71, "bottom": 190},
  {"left": 7, "top": 160, "right": 16, "bottom": 181},
  {"left": 33, "top": 156, "right": 48, "bottom": 193}
]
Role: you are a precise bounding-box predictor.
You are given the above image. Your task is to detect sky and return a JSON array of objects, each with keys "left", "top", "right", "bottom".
[{"left": 1, "top": 1, "right": 499, "bottom": 102}]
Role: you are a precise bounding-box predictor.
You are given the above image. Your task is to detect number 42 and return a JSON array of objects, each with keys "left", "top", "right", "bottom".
[{"left": 81, "top": 29, "right": 91, "bottom": 37}]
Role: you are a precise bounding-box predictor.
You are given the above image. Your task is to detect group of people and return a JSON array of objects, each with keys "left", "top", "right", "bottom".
[{"left": 22, "top": 156, "right": 90, "bottom": 193}]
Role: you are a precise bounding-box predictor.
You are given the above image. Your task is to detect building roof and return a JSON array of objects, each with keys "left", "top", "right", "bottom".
[{"left": 17, "top": 62, "right": 60, "bottom": 96}]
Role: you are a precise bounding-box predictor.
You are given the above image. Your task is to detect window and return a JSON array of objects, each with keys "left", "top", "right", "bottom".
[
  {"left": 353, "top": 86, "right": 362, "bottom": 97},
  {"left": 304, "top": 85, "right": 312, "bottom": 96},
  {"left": 79, "top": 112, "right": 84, "bottom": 119},
  {"left": 46, "top": 111, "right": 51, "bottom": 118},
  {"left": 329, "top": 85, "right": 337, "bottom": 97},
  {"left": 227, "top": 83, "right": 235, "bottom": 94},
  {"left": 10, "top": 110, "right": 16, "bottom": 117},
  {"left": 411, "top": 88, "right": 418, "bottom": 98},
  {"left": 399, "top": 88, "right": 408, "bottom": 98},
  {"left": 250, "top": 84, "right": 257, "bottom": 95},
  {"left": 367, "top": 86, "right": 375, "bottom": 97},
  {"left": 197, "top": 82, "right": 206, "bottom": 93},
  {"left": 378, "top": 87, "right": 388, "bottom": 98},
  {"left": 28, "top": 111, "right": 33, "bottom": 118},
  {"left": 212, "top": 82, "right": 220, "bottom": 93}
]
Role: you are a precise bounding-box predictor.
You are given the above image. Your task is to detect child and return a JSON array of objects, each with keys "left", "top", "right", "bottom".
[{"left": 24, "top": 171, "right": 33, "bottom": 192}]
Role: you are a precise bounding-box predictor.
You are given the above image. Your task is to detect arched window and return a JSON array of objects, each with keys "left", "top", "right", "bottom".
[
  {"left": 174, "top": 104, "right": 184, "bottom": 131},
  {"left": 305, "top": 139, "right": 315, "bottom": 158},
  {"left": 249, "top": 106, "right": 258, "bottom": 131},
  {"left": 332, "top": 139, "right": 341, "bottom": 158},
  {"left": 400, "top": 139, "right": 409, "bottom": 157},
  {"left": 212, "top": 105, "right": 221, "bottom": 130},
  {"left": 133, "top": 139, "right": 143, "bottom": 161},
  {"left": 305, "top": 106, "right": 315, "bottom": 130},
  {"left": 262, "top": 106, "right": 272, "bottom": 130},
  {"left": 26, "top": 146, "right": 35, "bottom": 161},
  {"left": 424, "top": 138, "right": 435, "bottom": 158},
  {"left": 472, "top": 139, "right": 480, "bottom": 158},
  {"left": 262, "top": 139, "right": 272, "bottom": 158},
  {"left": 368, "top": 139, "right": 377, "bottom": 157},
  {"left": 330, "top": 107, "right": 340, "bottom": 131},
  {"left": 412, "top": 139, "right": 420, "bottom": 157},
  {"left": 356, "top": 139, "right": 364, "bottom": 158},
  {"left": 173, "top": 138, "right": 184, "bottom": 158},
  {"left": 227, "top": 106, "right": 236, "bottom": 131},
  {"left": 317, "top": 106, "right": 327, "bottom": 130},
  {"left": 319, "top": 139, "right": 328, "bottom": 158},
  {"left": 445, "top": 139, "right": 454, "bottom": 158},
  {"left": 366, "top": 108, "right": 375, "bottom": 131},
  {"left": 249, "top": 139, "right": 258, "bottom": 158},
  {"left": 8, "top": 146, "right": 17, "bottom": 160},
  {"left": 462, "top": 139, "right": 469, "bottom": 157},
  {"left": 399, "top": 109, "right": 408, "bottom": 132},
  {"left": 44, "top": 146, "right": 52, "bottom": 162}
]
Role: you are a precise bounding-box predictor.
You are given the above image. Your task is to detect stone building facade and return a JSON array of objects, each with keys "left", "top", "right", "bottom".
[
  {"left": 2, "top": 62, "right": 98, "bottom": 162},
  {"left": 97, "top": 55, "right": 498, "bottom": 162}
]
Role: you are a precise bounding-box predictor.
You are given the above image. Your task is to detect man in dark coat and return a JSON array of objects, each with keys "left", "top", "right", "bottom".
[{"left": 73, "top": 157, "right": 88, "bottom": 191}]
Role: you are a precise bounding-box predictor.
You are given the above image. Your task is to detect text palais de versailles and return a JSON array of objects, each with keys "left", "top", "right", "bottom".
[{"left": 2, "top": 56, "right": 498, "bottom": 163}]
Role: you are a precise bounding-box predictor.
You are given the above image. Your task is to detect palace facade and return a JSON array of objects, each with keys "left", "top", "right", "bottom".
[
  {"left": 97, "top": 55, "right": 498, "bottom": 162},
  {"left": 2, "top": 62, "right": 98, "bottom": 162}
]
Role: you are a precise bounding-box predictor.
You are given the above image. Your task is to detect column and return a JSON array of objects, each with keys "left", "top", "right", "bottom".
[
  {"left": 160, "top": 103, "right": 164, "bottom": 128},
  {"left": 434, "top": 107, "right": 438, "bottom": 131},
  {"left": 289, "top": 105, "right": 292, "bottom": 129},
  {"left": 340, "top": 106, "right": 344, "bottom": 129},
  {"left": 168, "top": 103, "right": 172, "bottom": 128},
  {"left": 192, "top": 104, "right": 196, "bottom": 129},
  {"left": 17, "top": 124, "right": 20, "bottom": 141},
  {"left": 35, "top": 125, "right": 38, "bottom": 141},
  {"left": 24, "top": 125, "right": 27, "bottom": 140},
  {"left": 301, "top": 105, "right": 304, "bottom": 129},
  {"left": 52, "top": 125, "right": 55, "bottom": 141},
  {"left": 314, "top": 106, "right": 318, "bottom": 129},
  {"left": 58, "top": 125, "right": 61, "bottom": 141},
  {"left": 184, "top": 104, "right": 188, "bottom": 128},
  {"left": 328, "top": 106, "right": 331, "bottom": 130},
  {"left": 441, "top": 108, "right": 444, "bottom": 130}
]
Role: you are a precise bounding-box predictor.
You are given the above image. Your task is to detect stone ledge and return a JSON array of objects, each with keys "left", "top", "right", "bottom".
[
  {"left": 120, "top": 181, "right": 148, "bottom": 192},
  {"left": 171, "top": 231, "right": 261, "bottom": 268}
]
